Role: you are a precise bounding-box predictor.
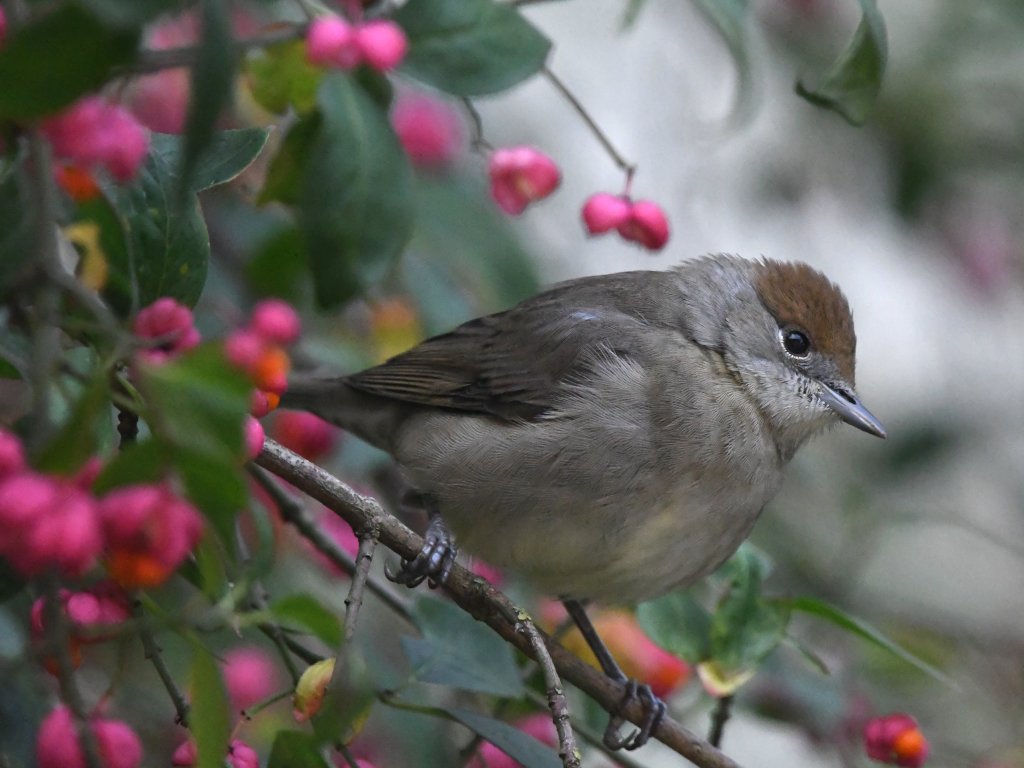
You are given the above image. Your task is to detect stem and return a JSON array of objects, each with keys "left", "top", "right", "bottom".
[
  {"left": 708, "top": 695, "right": 734, "bottom": 748},
  {"left": 460, "top": 98, "right": 494, "bottom": 153},
  {"left": 134, "top": 600, "right": 190, "bottom": 726},
  {"left": 542, "top": 66, "right": 637, "bottom": 186},
  {"left": 343, "top": 530, "right": 378, "bottom": 642},
  {"left": 518, "top": 616, "right": 580, "bottom": 768}
]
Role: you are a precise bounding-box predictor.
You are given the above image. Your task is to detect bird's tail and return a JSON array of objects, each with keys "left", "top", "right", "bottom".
[{"left": 280, "top": 376, "right": 403, "bottom": 453}]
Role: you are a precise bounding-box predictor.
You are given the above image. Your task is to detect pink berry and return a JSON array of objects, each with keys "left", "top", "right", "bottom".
[
  {"left": 864, "top": 713, "right": 930, "bottom": 768},
  {"left": 488, "top": 146, "right": 561, "bottom": 215},
  {"left": 391, "top": 92, "right": 463, "bottom": 169},
  {"left": 226, "top": 740, "right": 259, "bottom": 768},
  {"left": 171, "top": 740, "right": 197, "bottom": 767},
  {"left": 133, "top": 297, "right": 201, "bottom": 365},
  {"left": 581, "top": 193, "right": 631, "bottom": 234},
  {"left": 272, "top": 411, "right": 338, "bottom": 461},
  {"left": 244, "top": 416, "right": 265, "bottom": 460},
  {"left": 250, "top": 388, "right": 273, "bottom": 418},
  {"left": 224, "top": 329, "right": 265, "bottom": 370},
  {"left": 36, "top": 707, "right": 142, "bottom": 768},
  {"left": 0, "top": 428, "right": 26, "bottom": 479},
  {"left": 249, "top": 299, "right": 301, "bottom": 345},
  {"left": 223, "top": 647, "right": 280, "bottom": 710},
  {"left": 306, "top": 16, "right": 361, "bottom": 69},
  {"left": 0, "top": 8, "right": 7, "bottom": 45},
  {"left": 618, "top": 199, "right": 670, "bottom": 251},
  {"left": 355, "top": 20, "right": 408, "bottom": 72},
  {"left": 41, "top": 98, "right": 149, "bottom": 182},
  {"left": 101, "top": 108, "right": 149, "bottom": 182}
]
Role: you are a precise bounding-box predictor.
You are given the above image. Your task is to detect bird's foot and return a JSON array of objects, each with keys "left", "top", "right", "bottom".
[
  {"left": 385, "top": 514, "right": 457, "bottom": 589},
  {"left": 602, "top": 679, "right": 666, "bottom": 751}
]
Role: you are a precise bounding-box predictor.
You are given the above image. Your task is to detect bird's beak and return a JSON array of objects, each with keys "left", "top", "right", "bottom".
[{"left": 817, "top": 382, "right": 887, "bottom": 438}]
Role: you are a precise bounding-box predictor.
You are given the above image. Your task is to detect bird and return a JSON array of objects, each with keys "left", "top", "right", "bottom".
[{"left": 281, "top": 253, "right": 885, "bottom": 748}]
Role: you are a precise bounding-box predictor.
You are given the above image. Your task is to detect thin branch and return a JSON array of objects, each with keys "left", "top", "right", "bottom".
[
  {"left": 248, "top": 465, "right": 415, "bottom": 626},
  {"left": 708, "top": 695, "right": 734, "bottom": 748},
  {"left": 41, "top": 577, "right": 104, "bottom": 768},
  {"left": 343, "top": 530, "right": 378, "bottom": 642},
  {"left": 541, "top": 66, "right": 637, "bottom": 188},
  {"left": 241, "top": 688, "right": 292, "bottom": 720},
  {"left": 460, "top": 97, "right": 494, "bottom": 153},
  {"left": 518, "top": 615, "right": 580, "bottom": 768},
  {"left": 134, "top": 600, "right": 190, "bottom": 726},
  {"left": 256, "top": 440, "right": 743, "bottom": 768},
  {"left": 125, "top": 25, "right": 308, "bottom": 76},
  {"left": 257, "top": 624, "right": 324, "bottom": 666}
]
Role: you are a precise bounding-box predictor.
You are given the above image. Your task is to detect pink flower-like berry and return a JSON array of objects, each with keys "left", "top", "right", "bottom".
[
  {"left": 250, "top": 298, "right": 302, "bottom": 346},
  {"left": 223, "top": 647, "right": 280, "bottom": 710},
  {"left": 37, "top": 706, "right": 142, "bottom": 768},
  {"left": 31, "top": 584, "right": 131, "bottom": 642},
  {"left": 227, "top": 740, "right": 259, "bottom": 768},
  {"left": 488, "top": 146, "right": 561, "bottom": 215},
  {"left": 98, "top": 483, "right": 203, "bottom": 588},
  {"left": 391, "top": 92, "right": 464, "bottom": 169},
  {"left": 273, "top": 411, "right": 338, "bottom": 462},
  {"left": 306, "top": 16, "right": 361, "bottom": 68},
  {"left": 355, "top": 20, "right": 408, "bottom": 71},
  {"left": 41, "top": 97, "right": 149, "bottom": 182},
  {"left": 0, "top": 473, "right": 102, "bottom": 578},
  {"left": 307, "top": 16, "right": 407, "bottom": 72},
  {"left": 244, "top": 416, "right": 266, "bottom": 460},
  {"left": 582, "top": 193, "right": 670, "bottom": 251},
  {"left": 468, "top": 714, "right": 557, "bottom": 768},
  {"left": 864, "top": 713, "right": 930, "bottom": 767},
  {"left": 132, "top": 297, "right": 201, "bottom": 365}
]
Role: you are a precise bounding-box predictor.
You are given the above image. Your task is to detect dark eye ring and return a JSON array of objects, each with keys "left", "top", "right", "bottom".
[{"left": 781, "top": 327, "right": 811, "bottom": 357}]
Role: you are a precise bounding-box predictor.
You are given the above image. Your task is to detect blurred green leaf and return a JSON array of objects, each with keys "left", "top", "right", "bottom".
[
  {"left": 260, "top": 114, "right": 322, "bottom": 206},
  {"left": 184, "top": 128, "right": 271, "bottom": 193},
  {"left": 140, "top": 345, "right": 250, "bottom": 541},
  {"left": 394, "top": 0, "right": 551, "bottom": 96},
  {"left": 691, "top": 0, "right": 755, "bottom": 122},
  {"left": 0, "top": 357, "right": 22, "bottom": 379},
  {"left": 785, "top": 596, "right": 954, "bottom": 685},
  {"left": 194, "top": 534, "right": 231, "bottom": 601},
  {"left": 190, "top": 646, "right": 231, "bottom": 768},
  {"left": 311, "top": 647, "right": 377, "bottom": 745},
  {"left": 299, "top": 74, "right": 414, "bottom": 308},
  {"left": 709, "top": 548, "right": 789, "bottom": 675},
  {"left": 268, "top": 731, "right": 330, "bottom": 768},
  {"left": 448, "top": 708, "right": 562, "bottom": 768},
  {"left": 636, "top": 591, "right": 712, "bottom": 662},
  {"left": 271, "top": 593, "right": 343, "bottom": 648},
  {"left": 0, "top": 3, "right": 140, "bottom": 119},
  {"left": 401, "top": 596, "right": 523, "bottom": 697},
  {"left": 0, "top": 561, "right": 25, "bottom": 603},
  {"left": 247, "top": 41, "right": 322, "bottom": 115},
  {"left": 80, "top": 0, "right": 179, "bottom": 26},
  {"left": 35, "top": 370, "right": 110, "bottom": 474},
  {"left": 94, "top": 438, "right": 166, "bottom": 493},
  {"left": 795, "top": 0, "right": 888, "bottom": 125},
  {"left": 0, "top": 156, "right": 35, "bottom": 297},
  {"left": 620, "top": 0, "right": 648, "bottom": 30},
  {"left": 179, "top": 0, "right": 238, "bottom": 195},
  {"left": 246, "top": 225, "right": 308, "bottom": 302}
]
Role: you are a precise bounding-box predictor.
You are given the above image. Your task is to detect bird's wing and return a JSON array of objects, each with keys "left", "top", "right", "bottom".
[{"left": 346, "top": 293, "right": 653, "bottom": 421}]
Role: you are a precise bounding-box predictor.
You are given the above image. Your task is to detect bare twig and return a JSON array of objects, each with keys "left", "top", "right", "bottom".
[
  {"left": 134, "top": 600, "right": 190, "bottom": 726},
  {"left": 248, "top": 465, "right": 415, "bottom": 626},
  {"left": 343, "top": 530, "right": 378, "bottom": 642},
  {"left": 255, "top": 440, "right": 742, "bottom": 768},
  {"left": 541, "top": 66, "right": 637, "bottom": 190},
  {"left": 241, "top": 688, "right": 292, "bottom": 720},
  {"left": 460, "top": 97, "right": 494, "bottom": 153},
  {"left": 518, "top": 615, "right": 580, "bottom": 768},
  {"left": 708, "top": 695, "right": 734, "bottom": 748}
]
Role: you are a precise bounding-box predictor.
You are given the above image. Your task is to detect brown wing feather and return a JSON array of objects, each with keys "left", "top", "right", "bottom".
[{"left": 347, "top": 289, "right": 651, "bottom": 421}]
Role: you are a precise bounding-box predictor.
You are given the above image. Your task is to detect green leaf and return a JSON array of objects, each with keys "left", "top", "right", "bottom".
[
  {"left": 190, "top": 646, "right": 231, "bottom": 768},
  {"left": 247, "top": 41, "right": 323, "bottom": 116},
  {"left": 270, "top": 594, "right": 343, "bottom": 648},
  {"left": 394, "top": 0, "right": 551, "bottom": 96},
  {"left": 310, "top": 647, "right": 377, "bottom": 745},
  {"left": 0, "top": 560, "right": 25, "bottom": 603},
  {"left": 691, "top": 0, "right": 755, "bottom": 123},
  {"left": 636, "top": 591, "right": 712, "bottom": 663},
  {"left": 259, "top": 114, "right": 322, "bottom": 206},
  {"left": 179, "top": 0, "right": 238, "bottom": 195},
  {"left": 448, "top": 708, "right": 562, "bottom": 768},
  {"left": 795, "top": 0, "right": 888, "bottom": 125},
  {"left": 71, "top": 192, "right": 133, "bottom": 316},
  {"left": 139, "top": 345, "right": 250, "bottom": 541},
  {"left": 245, "top": 225, "right": 309, "bottom": 303},
  {"left": 35, "top": 371, "right": 111, "bottom": 474},
  {"left": 186, "top": 128, "right": 272, "bottom": 193},
  {"left": 94, "top": 438, "right": 167, "bottom": 493},
  {"left": 709, "top": 548, "right": 789, "bottom": 674},
  {"left": 0, "top": 3, "right": 140, "bottom": 119},
  {"left": 299, "top": 74, "right": 414, "bottom": 308},
  {"left": 785, "top": 596, "right": 954, "bottom": 685},
  {"left": 401, "top": 596, "right": 523, "bottom": 697},
  {"left": 268, "top": 731, "right": 330, "bottom": 768}
]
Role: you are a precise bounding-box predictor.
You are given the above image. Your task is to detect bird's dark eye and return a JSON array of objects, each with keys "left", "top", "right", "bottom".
[{"left": 781, "top": 328, "right": 811, "bottom": 357}]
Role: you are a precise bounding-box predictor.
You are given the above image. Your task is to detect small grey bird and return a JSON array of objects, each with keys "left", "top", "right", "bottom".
[{"left": 282, "top": 253, "right": 884, "bottom": 748}]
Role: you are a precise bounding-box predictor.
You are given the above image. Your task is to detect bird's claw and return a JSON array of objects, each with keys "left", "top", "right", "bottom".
[
  {"left": 602, "top": 680, "right": 666, "bottom": 751},
  {"left": 385, "top": 516, "right": 457, "bottom": 589}
]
